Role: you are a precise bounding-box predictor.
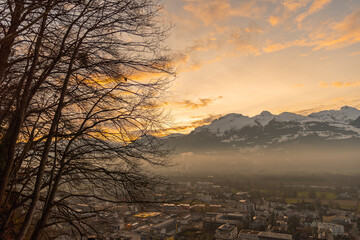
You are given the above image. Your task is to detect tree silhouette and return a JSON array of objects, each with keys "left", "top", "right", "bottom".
[{"left": 0, "top": 0, "right": 174, "bottom": 239}]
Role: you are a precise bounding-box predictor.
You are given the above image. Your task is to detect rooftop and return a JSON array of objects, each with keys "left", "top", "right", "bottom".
[
  {"left": 258, "top": 231, "right": 292, "bottom": 240},
  {"left": 217, "top": 224, "right": 236, "bottom": 232},
  {"left": 239, "top": 229, "right": 260, "bottom": 235}
]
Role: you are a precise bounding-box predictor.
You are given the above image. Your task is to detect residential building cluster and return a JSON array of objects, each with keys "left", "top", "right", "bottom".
[{"left": 57, "top": 180, "right": 360, "bottom": 240}]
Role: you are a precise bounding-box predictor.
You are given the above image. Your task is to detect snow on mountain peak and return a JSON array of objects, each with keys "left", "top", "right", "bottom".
[
  {"left": 276, "top": 112, "right": 307, "bottom": 122},
  {"left": 341, "top": 106, "right": 356, "bottom": 111},
  {"left": 308, "top": 106, "right": 360, "bottom": 123},
  {"left": 217, "top": 113, "right": 243, "bottom": 120},
  {"left": 193, "top": 106, "right": 360, "bottom": 135},
  {"left": 199, "top": 113, "right": 254, "bottom": 134},
  {"left": 260, "top": 111, "right": 272, "bottom": 116},
  {"left": 254, "top": 111, "right": 275, "bottom": 126}
]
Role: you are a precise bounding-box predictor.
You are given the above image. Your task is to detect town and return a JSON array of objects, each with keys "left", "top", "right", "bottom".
[{"left": 57, "top": 174, "right": 360, "bottom": 240}]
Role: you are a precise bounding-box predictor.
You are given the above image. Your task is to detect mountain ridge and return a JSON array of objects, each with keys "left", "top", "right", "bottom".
[{"left": 163, "top": 106, "right": 360, "bottom": 153}]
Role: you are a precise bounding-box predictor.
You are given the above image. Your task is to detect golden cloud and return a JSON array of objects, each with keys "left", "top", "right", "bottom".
[
  {"left": 178, "top": 54, "right": 224, "bottom": 73},
  {"left": 318, "top": 80, "right": 360, "bottom": 88},
  {"left": 228, "top": 24, "right": 263, "bottom": 55},
  {"left": 294, "top": 105, "right": 329, "bottom": 115},
  {"left": 313, "top": 11, "right": 360, "bottom": 50},
  {"left": 283, "top": 0, "right": 312, "bottom": 12},
  {"left": 162, "top": 125, "right": 195, "bottom": 133},
  {"left": 268, "top": 16, "right": 280, "bottom": 26},
  {"left": 294, "top": 100, "right": 360, "bottom": 116},
  {"left": 164, "top": 35, "right": 223, "bottom": 74},
  {"left": 265, "top": 0, "right": 312, "bottom": 29},
  {"left": 163, "top": 113, "right": 223, "bottom": 134},
  {"left": 263, "top": 39, "right": 310, "bottom": 53},
  {"left": 183, "top": 0, "right": 265, "bottom": 26},
  {"left": 332, "top": 81, "right": 360, "bottom": 88},
  {"left": 185, "top": 36, "right": 219, "bottom": 52},
  {"left": 174, "top": 96, "right": 223, "bottom": 109},
  {"left": 263, "top": 10, "right": 360, "bottom": 53},
  {"left": 296, "top": 0, "right": 331, "bottom": 23},
  {"left": 191, "top": 114, "right": 223, "bottom": 125}
]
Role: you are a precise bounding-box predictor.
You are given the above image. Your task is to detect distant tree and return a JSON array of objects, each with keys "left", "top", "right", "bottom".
[
  {"left": 288, "top": 216, "right": 300, "bottom": 234},
  {"left": 0, "top": 0, "right": 174, "bottom": 239},
  {"left": 268, "top": 212, "right": 276, "bottom": 227}
]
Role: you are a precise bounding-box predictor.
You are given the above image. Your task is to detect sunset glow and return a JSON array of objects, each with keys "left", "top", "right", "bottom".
[{"left": 163, "top": 0, "right": 360, "bottom": 132}]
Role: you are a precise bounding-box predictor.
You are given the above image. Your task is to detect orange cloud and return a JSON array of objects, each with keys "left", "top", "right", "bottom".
[
  {"left": 294, "top": 105, "right": 334, "bottom": 115},
  {"left": 332, "top": 81, "right": 360, "bottom": 88},
  {"left": 296, "top": 0, "right": 331, "bottom": 23},
  {"left": 268, "top": 16, "right": 280, "bottom": 26},
  {"left": 293, "top": 84, "right": 305, "bottom": 87},
  {"left": 174, "top": 96, "right": 223, "bottom": 109},
  {"left": 244, "top": 23, "right": 264, "bottom": 33},
  {"left": 185, "top": 36, "right": 218, "bottom": 52},
  {"left": 318, "top": 81, "right": 360, "bottom": 88},
  {"left": 263, "top": 10, "right": 360, "bottom": 53},
  {"left": 183, "top": 0, "right": 265, "bottom": 26},
  {"left": 228, "top": 24, "right": 263, "bottom": 55},
  {"left": 162, "top": 125, "right": 195, "bottom": 134},
  {"left": 191, "top": 114, "right": 223, "bottom": 125},
  {"left": 283, "top": 0, "right": 312, "bottom": 11},
  {"left": 294, "top": 101, "right": 360, "bottom": 116},
  {"left": 266, "top": 1, "right": 313, "bottom": 29},
  {"left": 165, "top": 51, "right": 207, "bottom": 74},
  {"left": 228, "top": 35, "right": 260, "bottom": 55},
  {"left": 331, "top": 97, "right": 344, "bottom": 102},
  {"left": 166, "top": 35, "right": 224, "bottom": 74},
  {"left": 179, "top": 54, "right": 224, "bottom": 73},
  {"left": 313, "top": 11, "right": 360, "bottom": 50},
  {"left": 263, "top": 39, "right": 310, "bottom": 53},
  {"left": 163, "top": 114, "right": 223, "bottom": 134}
]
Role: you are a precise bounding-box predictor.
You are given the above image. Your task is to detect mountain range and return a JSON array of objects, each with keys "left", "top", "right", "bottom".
[{"left": 162, "top": 106, "right": 360, "bottom": 153}]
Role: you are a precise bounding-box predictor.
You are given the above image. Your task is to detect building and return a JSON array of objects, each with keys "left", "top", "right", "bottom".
[
  {"left": 152, "top": 219, "right": 180, "bottom": 236},
  {"left": 203, "top": 213, "right": 246, "bottom": 233},
  {"left": 258, "top": 231, "right": 292, "bottom": 240},
  {"left": 317, "top": 222, "right": 345, "bottom": 236},
  {"left": 238, "top": 229, "right": 260, "bottom": 240},
  {"left": 137, "top": 219, "right": 180, "bottom": 240},
  {"left": 238, "top": 200, "right": 255, "bottom": 213},
  {"left": 215, "top": 224, "right": 238, "bottom": 240}
]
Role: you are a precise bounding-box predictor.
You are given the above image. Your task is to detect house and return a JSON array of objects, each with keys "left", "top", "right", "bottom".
[
  {"left": 317, "top": 222, "right": 345, "bottom": 236},
  {"left": 238, "top": 229, "right": 260, "bottom": 240},
  {"left": 215, "top": 224, "right": 238, "bottom": 240},
  {"left": 257, "top": 231, "right": 292, "bottom": 240}
]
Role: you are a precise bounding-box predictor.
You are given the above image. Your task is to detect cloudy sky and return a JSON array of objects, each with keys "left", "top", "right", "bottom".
[{"left": 159, "top": 0, "right": 360, "bottom": 133}]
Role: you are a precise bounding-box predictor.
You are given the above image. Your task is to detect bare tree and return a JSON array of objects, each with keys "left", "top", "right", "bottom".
[{"left": 0, "top": 0, "right": 174, "bottom": 239}]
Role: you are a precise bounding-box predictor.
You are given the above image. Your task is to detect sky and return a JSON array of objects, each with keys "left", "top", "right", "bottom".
[{"left": 159, "top": 0, "right": 360, "bottom": 133}]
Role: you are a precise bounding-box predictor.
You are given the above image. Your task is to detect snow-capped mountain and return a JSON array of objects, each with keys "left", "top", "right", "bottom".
[
  {"left": 308, "top": 106, "right": 360, "bottom": 123},
  {"left": 164, "top": 106, "right": 360, "bottom": 152}
]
